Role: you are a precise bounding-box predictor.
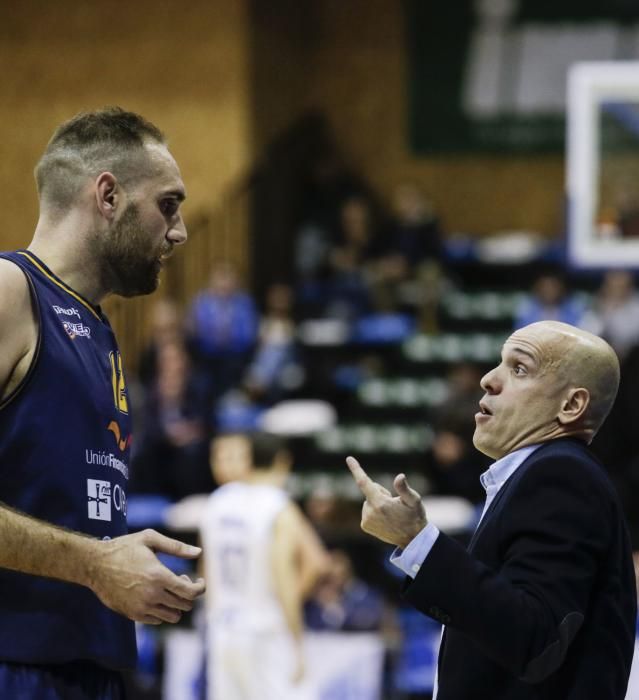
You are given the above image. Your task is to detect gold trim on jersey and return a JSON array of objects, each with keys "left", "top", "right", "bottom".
[{"left": 17, "top": 251, "right": 102, "bottom": 321}]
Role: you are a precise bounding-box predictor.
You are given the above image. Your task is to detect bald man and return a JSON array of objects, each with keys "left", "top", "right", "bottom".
[{"left": 347, "top": 321, "right": 636, "bottom": 700}]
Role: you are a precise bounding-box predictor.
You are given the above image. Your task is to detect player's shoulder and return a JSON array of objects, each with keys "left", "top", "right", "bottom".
[
  {"left": 0, "top": 257, "right": 32, "bottom": 322},
  {"left": 0, "top": 257, "right": 31, "bottom": 298},
  {"left": 207, "top": 482, "right": 243, "bottom": 505},
  {"left": 274, "top": 499, "right": 302, "bottom": 529}
]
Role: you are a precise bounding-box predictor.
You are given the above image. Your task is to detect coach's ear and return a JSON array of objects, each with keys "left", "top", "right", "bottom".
[
  {"left": 95, "top": 172, "right": 120, "bottom": 220},
  {"left": 557, "top": 387, "right": 590, "bottom": 425}
]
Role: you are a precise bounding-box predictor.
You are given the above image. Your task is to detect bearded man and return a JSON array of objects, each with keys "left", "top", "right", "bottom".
[{"left": 0, "top": 108, "right": 205, "bottom": 699}]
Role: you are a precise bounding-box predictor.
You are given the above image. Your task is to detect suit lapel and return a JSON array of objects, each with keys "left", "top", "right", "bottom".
[{"left": 467, "top": 449, "right": 539, "bottom": 553}]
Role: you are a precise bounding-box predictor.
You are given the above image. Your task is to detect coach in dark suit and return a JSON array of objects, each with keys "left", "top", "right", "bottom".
[{"left": 347, "top": 320, "right": 636, "bottom": 699}]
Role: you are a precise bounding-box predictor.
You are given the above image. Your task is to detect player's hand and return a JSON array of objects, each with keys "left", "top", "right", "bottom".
[
  {"left": 87, "top": 529, "right": 206, "bottom": 625},
  {"left": 346, "top": 456, "right": 427, "bottom": 548}
]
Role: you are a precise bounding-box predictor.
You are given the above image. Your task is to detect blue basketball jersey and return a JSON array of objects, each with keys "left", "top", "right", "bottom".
[{"left": 0, "top": 251, "right": 137, "bottom": 669}]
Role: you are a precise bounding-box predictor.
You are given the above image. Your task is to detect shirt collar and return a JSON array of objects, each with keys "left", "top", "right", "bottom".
[{"left": 480, "top": 443, "right": 543, "bottom": 492}]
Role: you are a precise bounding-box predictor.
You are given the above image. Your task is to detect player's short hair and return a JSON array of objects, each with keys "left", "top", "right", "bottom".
[
  {"left": 34, "top": 107, "right": 165, "bottom": 211},
  {"left": 250, "top": 432, "right": 289, "bottom": 470}
]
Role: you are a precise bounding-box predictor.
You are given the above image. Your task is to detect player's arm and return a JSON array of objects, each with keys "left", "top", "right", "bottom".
[
  {"left": 272, "top": 504, "right": 306, "bottom": 643},
  {"left": 292, "top": 504, "right": 330, "bottom": 598},
  {"left": 272, "top": 503, "right": 315, "bottom": 684},
  {"left": 0, "top": 261, "right": 205, "bottom": 623},
  {"left": 0, "top": 505, "right": 205, "bottom": 624}
]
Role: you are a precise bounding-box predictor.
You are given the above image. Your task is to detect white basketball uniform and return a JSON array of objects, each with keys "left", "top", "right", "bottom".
[{"left": 200, "top": 482, "right": 314, "bottom": 700}]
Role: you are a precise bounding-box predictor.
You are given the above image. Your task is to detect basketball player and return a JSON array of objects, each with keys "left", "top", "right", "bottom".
[
  {"left": 0, "top": 108, "right": 205, "bottom": 698},
  {"left": 200, "top": 432, "right": 329, "bottom": 700}
]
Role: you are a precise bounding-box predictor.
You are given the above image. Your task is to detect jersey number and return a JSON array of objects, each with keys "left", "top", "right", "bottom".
[
  {"left": 220, "top": 544, "right": 247, "bottom": 589},
  {"left": 109, "top": 351, "right": 129, "bottom": 414}
]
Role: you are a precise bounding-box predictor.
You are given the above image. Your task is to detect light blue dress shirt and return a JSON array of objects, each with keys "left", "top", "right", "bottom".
[{"left": 391, "top": 443, "right": 542, "bottom": 579}]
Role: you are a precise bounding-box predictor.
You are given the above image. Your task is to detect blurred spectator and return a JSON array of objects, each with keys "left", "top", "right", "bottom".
[
  {"left": 188, "top": 261, "right": 259, "bottom": 399},
  {"left": 514, "top": 272, "right": 586, "bottom": 329},
  {"left": 447, "top": 361, "right": 483, "bottom": 400},
  {"left": 580, "top": 270, "right": 639, "bottom": 360},
  {"left": 613, "top": 185, "right": 639, "bottom": 238},
  {"left": 325, "top": 195, "right": 384, "bottom": 319},
  {"left": 303, "top": 482, "right": 369, "bottom": 546},
  {"left": 294, "top": 141, "right": 371, "bottom": 313},
  {"left": 137, "top": 297, "right": 188, "bottom": 388},
  {"left": 131, "top": 340, "right": 213, "bottom": 499},
  {"left": 383, "top": 183, "right": 443, "bottom": 271},
  {"left": 619, "top": 205, "right": 639, "bottom": 239},
  {"left": 304, "top": 484, "right": 342, "bottom": 538},
  {"left": 294, "top": 219, "right": 331, "bottom": 294},
  {"left": 305, "top": 549, "right": 385, "bottom": 632},
  {"left": 243, "top": 283, "right": 304, "bottom": 404},
  {"left": 300, "top": 144, "right": 369, "bottom": 234},
  {"left": 373, "top": 183, "right": 445, "bottom": 316},
  {"left": 428, "top": 363, "right": 489, "bottom": 506}
]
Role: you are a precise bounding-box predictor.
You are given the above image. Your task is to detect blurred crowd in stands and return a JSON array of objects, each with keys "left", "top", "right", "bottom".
[{"left": 126, "top": 162, "right": 639, "bottom": 699}]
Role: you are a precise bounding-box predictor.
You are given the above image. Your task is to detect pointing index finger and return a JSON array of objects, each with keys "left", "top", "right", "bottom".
[{"left": 346, "top": 455, "right": 376, "bottom": 499}]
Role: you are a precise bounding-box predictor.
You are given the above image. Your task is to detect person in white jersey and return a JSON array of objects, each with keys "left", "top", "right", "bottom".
[{"left": 200, "top": 432, "right": 329, "bottom": 700}]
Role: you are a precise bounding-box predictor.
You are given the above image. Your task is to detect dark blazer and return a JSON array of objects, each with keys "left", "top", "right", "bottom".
[{"left": 403, "top": 438, "right": 637, "bottom": 699}]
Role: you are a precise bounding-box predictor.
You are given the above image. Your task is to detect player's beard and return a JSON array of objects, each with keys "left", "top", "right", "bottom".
[{"left": 98, "top": 202, "right": 169, "bottom": 298}]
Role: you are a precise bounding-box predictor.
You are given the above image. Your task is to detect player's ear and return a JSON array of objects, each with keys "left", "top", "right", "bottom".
[
  {"left": 557, "top": 387, "right": 590, "bottom": 425},
  {"left": 95, "top": 172, "right": 120, "bottom": 220}
]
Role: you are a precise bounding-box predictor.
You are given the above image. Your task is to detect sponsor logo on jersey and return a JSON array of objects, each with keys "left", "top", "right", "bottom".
[
  {"left": 52, "top": 305, "right": 81, "bottom": 319},
  {"left": 86, "top": 448, "right": 130, "bottom": 480},
  {"left": 107, "top": 420, "right": 132, "bottom": 452},
  {"left": 87, "top": 479, "right": 111, "bottom": 521},
  {"left": 63, "top": 321, "right": 91, "bottom": 339},
  {"left": 87, "top": 478, "right": 127, "bottom": 521}
]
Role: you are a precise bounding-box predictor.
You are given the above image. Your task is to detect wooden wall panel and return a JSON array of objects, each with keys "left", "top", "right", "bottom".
[
  {"left": 0, "top": 0, "right": 253, "bottom": 251},
  {"left": 0, "top": 1, "right": 254, "bottom": 368}
]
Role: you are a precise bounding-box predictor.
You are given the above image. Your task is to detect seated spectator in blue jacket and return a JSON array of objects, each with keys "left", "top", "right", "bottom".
[
  {"left": 243, "top": 283, "right": 303, "bottom": 405},
  {"left": 188, "top": 261, "right": 259, "bottom": 398},
  {"left": 514, "top": 272, "right": 585, "bottom": 330},
  {"left": 305, "top": 549, "right": 384, "bottom": 632}
]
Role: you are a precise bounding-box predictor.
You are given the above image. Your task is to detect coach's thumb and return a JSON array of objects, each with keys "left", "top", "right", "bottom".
[{"left": 394, "top": 474, "right": 422, "bottom": 508}]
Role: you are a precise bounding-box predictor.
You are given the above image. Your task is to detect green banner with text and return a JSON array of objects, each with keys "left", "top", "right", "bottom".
[{"left": 405, "top": 0, "right": 639, "bottom": 154}]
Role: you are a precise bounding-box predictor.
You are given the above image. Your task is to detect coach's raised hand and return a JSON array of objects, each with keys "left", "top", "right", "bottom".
[{"left": 346, "top": 456, "right": 427, "bottom": 549}]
